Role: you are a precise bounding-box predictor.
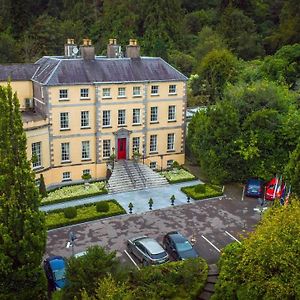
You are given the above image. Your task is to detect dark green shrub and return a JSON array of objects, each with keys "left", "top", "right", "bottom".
[
  {"left": 195, "top": 184, "right": 206, "bottom": 193},
  {"left": 96, "top": 201, "right": 109, "bottom": 213},
  {"left": 172, "top": 161, "right": 181, "bottom": 169},
  {"left": 64, "top": 207, "right": 77, "bottom": 219}
]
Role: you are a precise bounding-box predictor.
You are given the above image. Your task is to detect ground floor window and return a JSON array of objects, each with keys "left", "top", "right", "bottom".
[
  {"left": 167, "top": 133, "right": 175, "bottom": 151},
  {"left": 132, "top": 137, "right": 140, "bottom": 154},
  {"left": 150, "top": 161, "right": 157, "bottom": 170},
  {"left": 32, "top": 142, "right": 42, "bottom": 168},
  {"left": 167, "top": 159, "right": 174, "bottom": 169},
  {"left": 83, "top": 169, "right": 91, "bottom": 176},
  {"left": 103, "top": 140, "right": 111, "bottom": 158},
  {"left": 62, "top": 171, "right": 71, "bottom": 181},
  {"left": 150, "top": 135, "right": 157, "bottom": 152},
  {"left": 81, "top": 141, "right": 90, "bottom": 159}
]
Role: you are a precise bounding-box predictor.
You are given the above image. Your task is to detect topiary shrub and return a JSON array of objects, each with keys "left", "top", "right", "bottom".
[
  {"left": 195, "top": 184, "right": 206, "bottom": 193},
  {"left": 96, "top": 201, "right": 109, "bottom": 213},
  {"left": 64, "top": 207, "right": 77, "bottom": 219}
]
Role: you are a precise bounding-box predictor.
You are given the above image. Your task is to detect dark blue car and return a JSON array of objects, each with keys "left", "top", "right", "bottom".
[
  {"left": 43, "top": 256, "right": 66, "bottom": 290},
  {"left": 245, "top": 178, "right": 264, "bottom": 198},
  {"left": 163, "top": 231, "right": 199, "bottom": 261}
]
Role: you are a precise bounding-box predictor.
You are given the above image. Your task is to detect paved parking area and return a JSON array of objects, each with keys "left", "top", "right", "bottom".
[{"left": 46, "top": 184, "right": 261, "bottom": 265}]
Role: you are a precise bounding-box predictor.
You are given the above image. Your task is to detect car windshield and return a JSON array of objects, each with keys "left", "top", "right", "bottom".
[
  {"left": 53, "top": 268, "right": 66, "bottom": 281},
  {"left": 176, "top": 241, "right": 193, "bottom": 252}
]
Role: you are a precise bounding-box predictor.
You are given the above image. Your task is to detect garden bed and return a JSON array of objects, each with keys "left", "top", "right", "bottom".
[
  {"left": 181, "top": 183, "right": 223, "bottom": 200},
  {"left": 41, "top": 181, "right": 108, "bottom": 206},
  {"left": 45, "top": 200, "right": 125, "bottom": 229},
  {"left": 161, "top": 168, "right": 196, "bottom": 183}
]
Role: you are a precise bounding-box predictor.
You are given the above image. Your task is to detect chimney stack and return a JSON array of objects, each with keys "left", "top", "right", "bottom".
[
  {"left": 80, "top": 38, "right": 95, "bottom": 60},
  {"left": 126, "top": 39, "right": 140, "bottom": 59},
  {"left": 107, "top": 39, "right": 122, "bottom": 58},
  {"left": 64, "top": 38, "right": 78, "bottom": 58}
]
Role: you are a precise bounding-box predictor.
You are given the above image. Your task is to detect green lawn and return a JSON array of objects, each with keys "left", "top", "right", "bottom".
[
  {"left": 161, "top": 168, "right": 196, "bottom": 183},
  {"left": 45, "top": 200, "right": 125, "bottom": 229},
  {"left": 41, "top": 181, "right": 108, "bottom": 206},
  {"left": 181, "top": 183, "right": 223, "bottom": 200}
]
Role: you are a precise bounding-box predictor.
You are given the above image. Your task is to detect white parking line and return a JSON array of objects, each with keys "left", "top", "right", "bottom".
[
  {"left": 225, "top": 231, "right": 241, "bottom": 244},
  {"left": 242, "top": 186, "right": 245, "bottom": 201},
  {"left": 201, "top": 235, "right": 221, "bottom": 252},
  {"left": 124, "top": 250, "right": 140, "bottom": 270}
]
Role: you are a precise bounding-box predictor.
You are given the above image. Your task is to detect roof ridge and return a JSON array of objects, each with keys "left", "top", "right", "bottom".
[{"left": 158, "top": 57, "right": 188, "bottom": 81}]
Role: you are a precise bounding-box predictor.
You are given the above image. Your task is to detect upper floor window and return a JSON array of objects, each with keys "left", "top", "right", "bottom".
[
  {"left": 132, "top": 137, "right": 140, "bottom": 154},
  {"left": 167, "top": 133, "right": 175, "bottom": 151},
  {"left": 103, "top": 140, "right": 111, "bottom": 158},
  {"left": 61, "top": 142, "right": 70, "bottom": 162},
  {"left": 133, "top": 86, "right": 141, "bottom": 97},
  {"left": 118, "top": 87, "right": 126, "bottom": 98},
  {"left": 118, "top": 109, "right": 126, "bottom": 126},
  {"left": 60, "top": 112, "right": 69, "bottom": 130},
  {"left": 133, "top": 108, "right": 141, "bottom": 124},
  {"left": 59, "top": 89, "right": 68, "bottom": 100},
  {"left": 80, "top": 88, "right": 89, "bottom": 99},
  {"left": 102, "top": 88, "right": 111, "bottom": 98},
  {"left": 150, "top": 107, "right": 158, "bottom": 123},
  {"left": 151, "top": 85, "right": 159, "bottom": 95},
  {"left": 150, "top": 135, "right": 157, "bottom": 152},
  {"left": 169, "top": 84, "right": 177, "bottom": 94},
  {"left": 102, "top": 110, "right": 111, "bottom": 127},
  {"left": 32, "top": 142, "right": 41, "bottom": 168},
  {"left": 81, "top": 141, "right": 90, "bottom": 160},
  {"left": 81, "top": 111, "right": 90, "bottom": 128},
  {"left": 168, "top": 105, "right": 176, "bottom": 121}
]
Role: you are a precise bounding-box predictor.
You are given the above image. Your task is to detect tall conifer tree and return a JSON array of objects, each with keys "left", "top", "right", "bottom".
[{"left": 0, "top": 83, "right": 47, "bottom": 298}]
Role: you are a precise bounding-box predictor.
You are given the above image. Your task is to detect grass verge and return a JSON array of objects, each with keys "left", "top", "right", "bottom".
[
  {"left": 161, "top": 168, "right": 196, "bottom": 184},
  {"left": 181, "top": 183, "right": 223, "bottom": 200}
]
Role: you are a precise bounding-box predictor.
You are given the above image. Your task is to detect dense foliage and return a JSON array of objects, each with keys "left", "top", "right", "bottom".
[
  {"left": 0, "top": 83, "right": 47, "bottom": 298},
  {"left": 63, "top": 246, "right": 208, "bottom": 300},
  {"left": 213, "top": 198, "right": 300, "bottom": 299}
]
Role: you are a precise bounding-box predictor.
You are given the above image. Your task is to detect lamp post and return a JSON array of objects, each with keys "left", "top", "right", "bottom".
[
  {"left": 160, "top": 154, "right": 163, "bottom": 172},
  {"left": 67, "top": 231, "right": 77, "bottom": 256},
  {"left": 112, "top": 147, "right": 115, "bottom": 169},
  {"left": 187, "top": 196, "right": 190, "bottom": 203}
]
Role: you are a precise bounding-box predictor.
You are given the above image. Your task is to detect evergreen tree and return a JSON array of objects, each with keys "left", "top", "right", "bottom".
[
  {"left": 39, "top": 174, "right": 47, "bottom": 198},
  {"left": 0, "top": 83, "right": 47, "bottom": 298}
]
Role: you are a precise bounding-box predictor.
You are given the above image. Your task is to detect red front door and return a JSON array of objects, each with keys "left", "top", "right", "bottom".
[{"left": 117, "top": 138, "right": 126, "bottom": 159}]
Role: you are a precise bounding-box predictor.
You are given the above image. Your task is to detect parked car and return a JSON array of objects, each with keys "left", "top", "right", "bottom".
[
  {"left": 265, "top": 177, "right": 284, "bottom": 200},
  {"left": 127, "top": 236, "right": 169, "bottom": 266},
  {"left": 43, "top": 256, "right": 66, "bottom": 290},
  {"left": 245, "top": 178, "right": 264, "bottom": 198},
  {"left": 163, "top": 231, "right": 199, "bottom": 261}
]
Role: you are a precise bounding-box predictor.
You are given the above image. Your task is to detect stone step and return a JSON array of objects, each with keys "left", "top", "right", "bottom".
[
  {"left": 198, "top": 290, "right": 213, "bottom": 300},
  {"left": 204, "top": 283, "right": 215, "bottom": 293}
]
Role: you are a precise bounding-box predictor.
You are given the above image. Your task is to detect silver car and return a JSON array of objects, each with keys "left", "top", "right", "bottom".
[{"left": 127, "top": 236, "right": 169, "bottom": 266}]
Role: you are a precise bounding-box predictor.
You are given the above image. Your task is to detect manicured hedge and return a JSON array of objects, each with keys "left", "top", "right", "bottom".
[
  {"left": 161, "top": 168, "right": 197, "bottom": 184},
  {"left": 41, "top": 181, "right": 108, "bottom": 206},
  {"left": 45, "top": 200, "right": 125, "bottom": 230},
  {"left": 181, "top": 183, "right": 223, "bottom": 200}
]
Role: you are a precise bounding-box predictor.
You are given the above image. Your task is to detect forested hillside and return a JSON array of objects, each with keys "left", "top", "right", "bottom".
[{"left": 0, "top": 0, "right": 299, "bottom": 68}]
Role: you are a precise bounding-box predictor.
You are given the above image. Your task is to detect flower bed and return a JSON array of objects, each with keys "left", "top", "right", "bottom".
[
  {"left": 161, "top": 168, "right": 196, "bottom": 183},
  {"left": 41, "top": 181, "right": 108, "bottom": 206},
  {"left": 45, "top": 200, "right": 125, "bottom": 230},
  {"left": 181, "top": 183, "right": 223, "bottom": 200}
]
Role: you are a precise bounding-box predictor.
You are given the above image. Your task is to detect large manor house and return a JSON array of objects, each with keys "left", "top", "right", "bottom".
[{"left": 0, "top": 39, "right": 187, "bottom": 188}]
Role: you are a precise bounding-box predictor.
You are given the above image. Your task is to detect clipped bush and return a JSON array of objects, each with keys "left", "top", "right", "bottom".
[
  {"left": 64, "top": 207, "right": 77, "bottom": 219},
  {"left": 195, "top": 184, "right": 206, "bottom": 193},
  {"left": 96, "top": 201, "right": 109, "bottom": 213}
]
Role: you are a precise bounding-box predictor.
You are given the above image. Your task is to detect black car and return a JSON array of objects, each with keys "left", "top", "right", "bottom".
[{"left": 163, "top": 231, "right": 199, "bottom": 261}]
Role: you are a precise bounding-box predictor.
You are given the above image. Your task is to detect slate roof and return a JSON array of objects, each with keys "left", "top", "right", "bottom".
[
  {"left": 0, "top": 64, "right": 39, "bottom": 81},
  {"left": 32, "top": 56, "right": 187, "bottom": 85}
]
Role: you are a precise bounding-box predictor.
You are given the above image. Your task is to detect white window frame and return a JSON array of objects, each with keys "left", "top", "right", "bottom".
[
  {"left": 118, "top": 109, "right": 126, "bottom": 126},
  {"left": 81, "top": 141, "right": 90, "bottom": 160},
  {"left": 62, "top": 171, "right": 71, "bottom": 181},
  {"left": 150, "top": 135, "right": 157, "bottom": 153},
  {"left": 168, "top": 105, "right": 176, "bottom": 121},
  {"left": 60, "top": 112, "right": 69, "bottom": 130},
  {"left": 102, "top": 110, "right": 111, "bottom": 127},
  {"left": 102, "top": 88, "right": 111, "bottom": 98},
  {"left": 167, "top": 159, "right": 174, "bottom": 169},
  {"left": 150, "top": 161, "right": 157, "bottom": 170},
  {"left": 118, "top": 87, "right": 126, "bottom": 98},
  {"left": 59, "top": 89, "right": 68, "bottom": 100},
  {"left": 132, "top": 137, "right": 140, "bottom": 154},
  {"left": 103, "top": 140, "right": 111, "bottom": 158},
  {"left": 81, "top": 111, "right": 90, "bottom": 128},
  {"left": 132, "top": 108, "right": 141, "bottom": 124},
  {"left": 80, "top": 88, "right": 89, "bottom": 99},
  {"left": 83, "top": 169, "right": 90, "bottom": 175},
  {"left": 169, "top": 84, "right": 177, "bottom": 95},
  {"left": 32, "top": 142, "right": 42, "bottom": 168},
  {"left": 133, "top": 86, "right": 141, "bottom": 97},
  {"left": 151, "top": 85, "right": 159, "bottom": 95},
  {"left": 61, "top": 142, "right": 70, "bottom": 162},
  {"left": 167, "top": 133, "right": 175, "bottom": 151},
  {"left": 150, "top": 106, "right": 158, "bottom": 123}
]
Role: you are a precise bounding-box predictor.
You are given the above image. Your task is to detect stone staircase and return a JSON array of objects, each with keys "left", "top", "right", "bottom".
[
  {"left": 198, "top": 264, "right": 219, "bottom": 300},
  {"left": 108, "top": 160, "right": 169, "bottom": 193}
]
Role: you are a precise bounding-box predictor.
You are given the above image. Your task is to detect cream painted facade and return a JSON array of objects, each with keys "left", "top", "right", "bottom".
[{"left": 1, "top": 46, "right": 187, "bottom": 188}]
